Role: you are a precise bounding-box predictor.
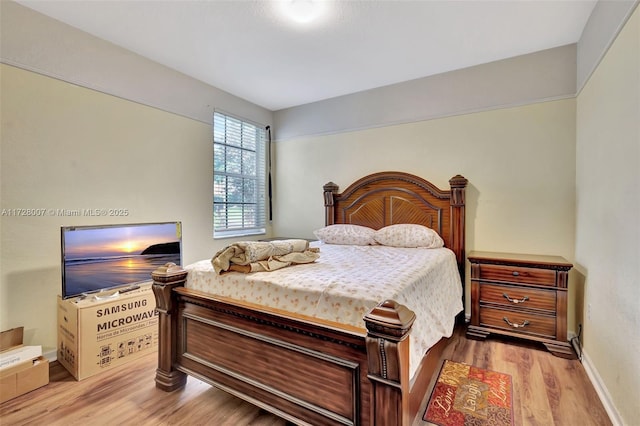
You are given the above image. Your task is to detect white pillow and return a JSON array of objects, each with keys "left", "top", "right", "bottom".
[
  {"left": 313, "top": 224, "right": 376, "bottom": 246},
  {"left": 374, "top": 224, "right": 444, "bottom": 248}
]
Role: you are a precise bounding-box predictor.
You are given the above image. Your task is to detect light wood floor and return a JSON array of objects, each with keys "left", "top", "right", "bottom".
[{"left": 0, "top": 326, "right": 611, "bottom": 426}]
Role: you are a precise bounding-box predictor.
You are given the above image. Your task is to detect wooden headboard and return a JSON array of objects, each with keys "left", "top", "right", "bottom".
[{"left": 323, "top": 171, "right": 468, "bottom": 277}]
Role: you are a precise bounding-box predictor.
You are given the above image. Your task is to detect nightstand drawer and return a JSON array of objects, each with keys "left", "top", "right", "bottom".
[
  {"left": 480, "top": 283, "right": 556, "bottom": 313},
  {"left": 480, "top": 307, "right": 556, "bottom": 339},
  {"left": 478, "top": 264, "right": 556, "bottom": 286}
]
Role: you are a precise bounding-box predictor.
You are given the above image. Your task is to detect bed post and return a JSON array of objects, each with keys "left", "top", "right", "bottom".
[
  {"left": 323, "top": 181, "right": 339, "bottom": 225},
  {"left": 151, "top": 262, "right": 188, "bottom": 392},
  {"left": 363, "top": 300, "right": 416, "bottom": 426},
  {"left": 449, "top": 174, "right": 468, "bottom": 279}
]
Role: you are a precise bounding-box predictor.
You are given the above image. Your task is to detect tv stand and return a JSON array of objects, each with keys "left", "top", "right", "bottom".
[
  {"left": 78, "top": 284, "right": 142, "bottom": 302},
  {"left": 91, "top": 290, "right": 120, "bottom": 301},
  {"left": 118, "top": 284, "right": 140, "bottom": 294}
]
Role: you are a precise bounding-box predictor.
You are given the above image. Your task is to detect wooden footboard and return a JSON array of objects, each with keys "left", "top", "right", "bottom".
[{"left": 152, "top": 264, "right": 431, "bottom": 426}]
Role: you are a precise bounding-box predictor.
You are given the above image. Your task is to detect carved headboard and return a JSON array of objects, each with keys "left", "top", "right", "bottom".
[{"left": 323, "top": 171, "right": 468, "bottom": 277}]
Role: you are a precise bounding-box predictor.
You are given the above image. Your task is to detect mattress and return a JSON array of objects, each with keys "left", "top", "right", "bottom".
[{"left": 185, "top": 242, "right": 463, "bottom": 378}]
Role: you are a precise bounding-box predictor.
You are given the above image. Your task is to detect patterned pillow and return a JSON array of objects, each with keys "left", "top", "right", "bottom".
[
  {"left": 313, "top": 224, "right": 376, "bottom": 246},
  {"left": 374, "top": 224, "right": 444, "bottom": 248}
]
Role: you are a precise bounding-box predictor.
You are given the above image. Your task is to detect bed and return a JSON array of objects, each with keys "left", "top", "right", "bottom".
[{"left": 151, "top": 171, "right": 468, "bottom": 426}]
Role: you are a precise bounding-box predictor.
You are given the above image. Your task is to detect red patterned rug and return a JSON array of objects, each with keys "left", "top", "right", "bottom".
[{"left": 423, "top": 360, "right": 514, "bottom": 426}]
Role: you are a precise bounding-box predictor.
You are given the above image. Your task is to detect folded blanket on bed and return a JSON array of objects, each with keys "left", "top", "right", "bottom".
[{"left": 212, "top": 239, "right": 320, "bottom": 274}]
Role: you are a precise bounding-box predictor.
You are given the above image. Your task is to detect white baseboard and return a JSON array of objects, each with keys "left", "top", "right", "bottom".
[
  {"left": 43, "top": 348, "right": 57, "bottom": 363},
  {"left": 581, "top": 349, "right": 624, "bottom": 426}
]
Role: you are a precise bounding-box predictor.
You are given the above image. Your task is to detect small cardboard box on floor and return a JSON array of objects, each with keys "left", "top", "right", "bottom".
[
  {"left": 57, "top": 283, "right": 158, "bottom": 380},
  {"left": 0, "top": 326, "right": 49, "bottom": 403}
]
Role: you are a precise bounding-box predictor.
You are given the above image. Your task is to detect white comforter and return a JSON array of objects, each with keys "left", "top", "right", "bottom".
[{"left": 185, "top": 242, "right": 463, "bottom": 378}]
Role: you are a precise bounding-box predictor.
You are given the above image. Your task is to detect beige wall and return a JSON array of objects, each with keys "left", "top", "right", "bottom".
[
  {"left": 0, "top": 64, "right": 241, "bottom": 350},
  {"left": 576, "top": 6, "right": 639, "bottom": 425},
  {"left": 272, "top": 98, "right": 577, "bottom": 322}
]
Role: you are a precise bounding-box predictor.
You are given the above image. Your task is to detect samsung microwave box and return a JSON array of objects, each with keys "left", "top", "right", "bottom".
[
  {"left": 0, "top": 327, "right": 49, "bottom": 403},
  {"left": 57, "top": 283, "right": 158, "bottom": 380}
]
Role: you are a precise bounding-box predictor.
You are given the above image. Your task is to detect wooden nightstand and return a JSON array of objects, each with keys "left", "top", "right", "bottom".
[{"left": 466, "top": 251, "right": 575, "bottom": 358}]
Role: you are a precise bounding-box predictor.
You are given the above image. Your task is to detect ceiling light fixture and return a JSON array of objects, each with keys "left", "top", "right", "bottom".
[{"left": 279, "top": 0, "right": 327, "bottom": 25}]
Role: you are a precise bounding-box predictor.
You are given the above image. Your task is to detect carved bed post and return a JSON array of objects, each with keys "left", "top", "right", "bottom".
[
  {"left": 449, "top": 174, "right": 468, "bottom": 279},
  {"left": 363, "top": 300, "right": 416, "bottom": 426},
  {"left": 323, "top": 181, "right": 339, "bottom": 225},
  {"left": 151, "top": 262, "right": 188, "bottom": 391}
]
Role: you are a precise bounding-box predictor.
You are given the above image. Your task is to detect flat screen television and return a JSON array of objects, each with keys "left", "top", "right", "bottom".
[{"left": 61, "top": 221, "right": 182, "bottom": 299}]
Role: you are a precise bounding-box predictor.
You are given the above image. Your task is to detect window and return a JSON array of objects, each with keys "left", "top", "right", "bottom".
[{"left": 213, "top": 111, "right": 267, "bottom": 238}]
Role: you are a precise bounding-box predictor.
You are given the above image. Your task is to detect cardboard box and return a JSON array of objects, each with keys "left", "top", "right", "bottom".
[
  {"left": 57, "top": 283, "right": 158, "bottom": 380},
  {"left": 0, "top": 327, "right": 49, "bottom": 403},
  {"left": 1, "top": 345, "right": 42, "bottom": 370}
]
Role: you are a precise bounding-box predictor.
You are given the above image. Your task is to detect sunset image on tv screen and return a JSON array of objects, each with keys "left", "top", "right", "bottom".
[{"left": 62, "top": 222, "right": 181, "bottom": 298}]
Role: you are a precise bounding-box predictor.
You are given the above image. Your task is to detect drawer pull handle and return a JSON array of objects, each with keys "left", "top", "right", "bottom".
[
  {"left": 512, "top": 271, "right": 520, "bottom": 276},
  {"left": 503, "top": 293, "right": 529, "bottom": 304},
  {"left": 503, "top": 317, "right": 530, "bottom": 328}
]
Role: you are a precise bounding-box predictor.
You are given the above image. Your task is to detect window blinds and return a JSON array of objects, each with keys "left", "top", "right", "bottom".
[{"left": 213, "top": 111, "right": 266, "bottom": 237}]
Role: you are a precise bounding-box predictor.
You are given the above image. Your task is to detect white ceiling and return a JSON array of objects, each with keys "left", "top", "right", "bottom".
[{"left": 16, "top": 0, "right": 597, "bottom": 111}]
